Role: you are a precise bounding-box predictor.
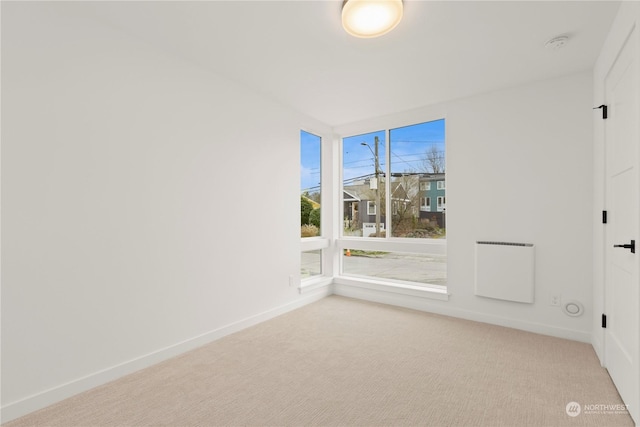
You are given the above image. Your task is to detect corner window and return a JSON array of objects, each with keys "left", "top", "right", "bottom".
[
  {"left": 301, "top": 130, "right": 322, "bottom": 280},
  {"left": 301, "top": 250, "right": 322, "bottom": 279},
  {"left": 301, "top": 130, "right": 321, "bottom": 238}
]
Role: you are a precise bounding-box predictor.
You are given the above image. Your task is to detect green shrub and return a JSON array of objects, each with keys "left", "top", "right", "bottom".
[
  {"left": 301, "top": 196, "right": 313, "bottom": 225},
  {"left": 309, "top": 208, "right": 321, "bottom": 228}
]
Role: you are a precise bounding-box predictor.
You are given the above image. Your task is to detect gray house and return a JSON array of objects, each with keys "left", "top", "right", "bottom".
[{"left": 343, "top": 179, "right": 411, "bottom": 236}]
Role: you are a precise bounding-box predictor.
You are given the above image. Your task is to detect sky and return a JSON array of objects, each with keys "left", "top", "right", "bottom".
[
  {"left": 301, "top": 118, "right": 445, "bottom": 193},
  {"left": 300, "top": 130, "right": 322, "bottom": 193}
]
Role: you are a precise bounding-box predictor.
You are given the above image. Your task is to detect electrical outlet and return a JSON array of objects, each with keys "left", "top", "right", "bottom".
[
  {"left": 550, "top": 295, "right": 561, "bottom": 307},
  {"left": 289, "top": 275, "right": 296, "bottom": 287}
]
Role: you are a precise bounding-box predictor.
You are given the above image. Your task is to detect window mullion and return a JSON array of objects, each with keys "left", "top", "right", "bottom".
[{"left": 385, "top": 128, "right": 391, "bottom": 239}]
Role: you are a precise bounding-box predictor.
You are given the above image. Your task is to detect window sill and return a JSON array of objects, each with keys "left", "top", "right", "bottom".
[
  {"left": 301, "top": 237, "right": 330, "bottom": 252},
  {"left": 337, "top": 237, "right": 446, "bottom": 253},
  {"left": 333, "top": 275, "right": 449, "bottom": 301}
]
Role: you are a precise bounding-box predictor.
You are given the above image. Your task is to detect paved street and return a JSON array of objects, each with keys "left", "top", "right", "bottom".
[
  {"left": 301, "top": 250, "right": 322, "bottom": 278},
  {"left": 343, "top": 251, "right": 447, "bottom": 286},
  {"left": 302, "top": 250, "right": 447, "bottom": 286}
]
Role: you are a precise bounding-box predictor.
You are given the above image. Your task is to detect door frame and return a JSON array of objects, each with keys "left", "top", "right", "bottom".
[{"left": 593, "top": 3, "right": 640, "bottom": 424}]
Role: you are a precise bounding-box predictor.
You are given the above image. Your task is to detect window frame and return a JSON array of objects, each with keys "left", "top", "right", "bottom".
[
  {"left": 337, "top": 118, "right": 447, "bottom": 297},
  {"left": 420, "top": 196, "right": 431, "bottom": 210},
  {"left": 367, "top": 201, "right": 377, "bottom": 215},
  {"left": 299, "top": 128, "right": 332, "bottom": 293},
  {"left": 300, "top": 129, "right": 322, "bottom": 239}
]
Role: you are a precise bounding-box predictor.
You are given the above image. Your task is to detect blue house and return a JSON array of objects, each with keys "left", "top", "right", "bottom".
[{"left": 418, "top": 173, "right": 446, "bottom": 228}]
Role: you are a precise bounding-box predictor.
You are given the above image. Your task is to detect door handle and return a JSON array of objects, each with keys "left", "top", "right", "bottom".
[{"left": 614, "top": 240, "right": 635, "bottom": 253}]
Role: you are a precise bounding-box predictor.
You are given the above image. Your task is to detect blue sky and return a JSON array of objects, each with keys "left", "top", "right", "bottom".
[
  {"left": 300, "top": 130, "right": 322, "bottom": 193},
  {"left": 301, "top": 119, "right": 445, "bottom": 192}
]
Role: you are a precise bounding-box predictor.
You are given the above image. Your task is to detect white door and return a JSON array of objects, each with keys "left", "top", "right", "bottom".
[{"left": 604, "top": 25, "right": 639, "bottom": 424}]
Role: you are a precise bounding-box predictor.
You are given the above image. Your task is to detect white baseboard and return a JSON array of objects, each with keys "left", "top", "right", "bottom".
[
  {"left": 333, "top": 282, "right": 591, "bottom": 343},
  {"left": 1, "top": 288, "right": 331, "bottom": 424}
]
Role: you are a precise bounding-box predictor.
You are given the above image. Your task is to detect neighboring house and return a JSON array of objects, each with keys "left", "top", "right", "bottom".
[
  {"left": 418, "top": 173, "right": 446, "bottom": 228},
  {"left": 343, "top": 179, "right": 410, "bottom": 235}
]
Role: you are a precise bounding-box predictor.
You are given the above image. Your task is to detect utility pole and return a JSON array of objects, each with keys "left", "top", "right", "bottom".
[
  {"left": 374, "top": 136, "right": 381, "bottom": 237},
  {"left": 362, "top": 137, "right": 382, "bottom": 237}
]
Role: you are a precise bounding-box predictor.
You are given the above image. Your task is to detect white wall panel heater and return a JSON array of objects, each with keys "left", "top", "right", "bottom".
[{"left": 474, "top": 241, "right": 535, "bottom": 303}]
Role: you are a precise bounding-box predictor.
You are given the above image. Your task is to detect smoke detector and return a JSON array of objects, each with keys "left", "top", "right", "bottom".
[{"left": 545, "top": 35, "right": 570, "bottom": 50}]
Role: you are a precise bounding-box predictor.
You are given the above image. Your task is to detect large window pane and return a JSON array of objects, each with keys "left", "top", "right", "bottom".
[
  {"left": 342, "top": 131, "right": 386, "bottom": 238},
  {"left": 342, "top": 250, "right": 446, "bottom": 286},
  {"left": 301, "top": 130, "right": 321, "bottom": 237},
  {"left": 389, "top": 119, "right": 446, "bottom": 238}
]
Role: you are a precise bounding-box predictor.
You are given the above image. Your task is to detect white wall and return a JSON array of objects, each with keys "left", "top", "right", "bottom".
[
  {"left": 334, "top": 71, "right": 595, "bottom": 342},
  {"left": 1, "top": 3, "right": 330, "bottom": 421}
]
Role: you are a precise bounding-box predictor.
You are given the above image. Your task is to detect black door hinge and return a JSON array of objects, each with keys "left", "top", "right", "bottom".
[
  {"left": 594, "top": 104, "right": 608, "bottom": 120},
  {"left": 602, "top": 314, "right": 607, "bottom": 328},
  {"left": 603, "top": 210, "right": 608, "bottom": 224}
]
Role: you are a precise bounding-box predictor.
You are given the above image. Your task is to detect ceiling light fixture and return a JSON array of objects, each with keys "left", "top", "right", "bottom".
[{"left": 342, "top": 0, "right": 403, "bottom": 38}]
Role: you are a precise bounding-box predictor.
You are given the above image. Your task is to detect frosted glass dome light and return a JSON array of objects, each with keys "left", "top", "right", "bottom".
[{"left": 342, "top": 0, "right": 403, "bottom": 38}]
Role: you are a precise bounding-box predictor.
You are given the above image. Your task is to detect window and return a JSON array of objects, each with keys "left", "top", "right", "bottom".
[
  {"left": 367, "top": 201, "right": 376, "bottom": 215},
  {"left": 342, "top": 130, "right": 386, "bottom": 238},
  {"left": 301, "top": 250, "right": 322, "bottom": 279},
  {"left": 420, "top": 196, "right": 431, "bottom": 210},
  {"left": 301, "top": 130, "right": 323, "bottom": 280},
  {"left": 342, "top": 250, "right": 447, "bottom": 286},
  {"left": 390, "top": 119, "right": 445, "bottom": 238},
  {"left": 301, "top": 130, "right": 321, "bottom": 237},
  {"left": 341, "top": 119, "right": 447, "bottom": 289}
]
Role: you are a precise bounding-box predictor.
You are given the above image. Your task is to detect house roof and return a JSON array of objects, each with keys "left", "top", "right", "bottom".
[
  {"left": 419, "top": 173, "right": 446, "bottom": 182},
  {"left": 343, "top": 189, "right": 360, "bottom": 202},
  {"left": 344, "top": 181, "right": 409, "bottom": 202}
]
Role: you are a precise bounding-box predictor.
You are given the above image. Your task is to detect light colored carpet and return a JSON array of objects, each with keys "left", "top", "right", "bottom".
[{"left": 4, "top": 296, "right": 634, "bottom": 426}]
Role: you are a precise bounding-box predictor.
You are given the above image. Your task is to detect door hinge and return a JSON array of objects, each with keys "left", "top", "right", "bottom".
[
  {"left": 602, "top": 210, "right": 608, "bottom": 224},
  {"left": 593, "top": 104, "right": 608, "bottom": 120},
  {"left": 602, "top": 314, "right": 607, "bottom": 328}
]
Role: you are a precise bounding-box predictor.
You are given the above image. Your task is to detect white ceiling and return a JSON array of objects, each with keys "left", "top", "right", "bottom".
[{"left": 76, "top": 1, "right": 620, "bottom": 127}]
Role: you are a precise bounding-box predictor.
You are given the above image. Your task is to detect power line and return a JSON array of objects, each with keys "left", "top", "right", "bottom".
[{"left": 389, "top": 139, "right": 444, "bottom": 146}]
